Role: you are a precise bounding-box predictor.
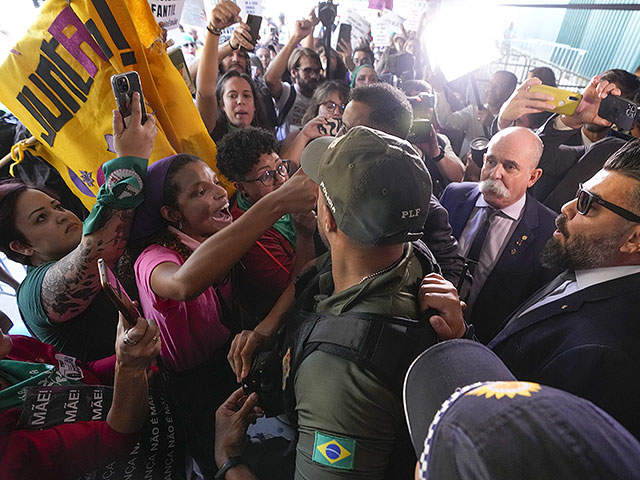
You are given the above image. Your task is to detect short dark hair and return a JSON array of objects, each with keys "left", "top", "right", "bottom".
[
  {"left": 603, "top": 139, "right": 640, "bottom": 212},
  {"left": 401, "top": 79, "right": 432, "bottom": 96},
  {"left": 350, "top": 83, "right": 412, "bottom": 138},
  {"left": 529, "top": 66, "right": 557, "bottom": 87},
  {"left": 0, "top": 179, "right": 56, "bottom": 265},
  {"left": 216, "top": 127, "right": 279, "bottom": 181},
  {"left": 353, "top": 45, "right": 374, "bottom": 62},
  {"left": 599, "top": 69, "right": 640, "bottom": 100},
  {"left": 492, "top": 70, "right": 518, "bottom": 102}
]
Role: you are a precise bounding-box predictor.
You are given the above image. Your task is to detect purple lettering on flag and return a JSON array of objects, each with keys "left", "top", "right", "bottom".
[{"left": 48, "top": 7, "right": 107, "bottom": 78}]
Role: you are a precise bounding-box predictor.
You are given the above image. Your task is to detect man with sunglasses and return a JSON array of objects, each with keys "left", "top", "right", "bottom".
[
  {"left": 216, "top": 127, "right": 317, "bottom": 321},
  {"left": 488, "top": 139, "right": 640, "bottom": 439},
  {"left": 264, "top": 19, "right": 324, "bottom": 140}
]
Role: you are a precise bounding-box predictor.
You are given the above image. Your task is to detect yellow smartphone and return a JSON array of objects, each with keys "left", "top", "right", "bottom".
[{"left": 529, "top": 84, "right": 583, "bottom": 116}]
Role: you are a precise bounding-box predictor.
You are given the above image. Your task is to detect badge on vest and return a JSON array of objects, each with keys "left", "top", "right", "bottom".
[{"left": 312, "top": 431, "right": 356, "bottom": 470}]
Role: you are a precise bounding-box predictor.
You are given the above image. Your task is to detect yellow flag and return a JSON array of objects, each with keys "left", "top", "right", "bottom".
[{"left": 0, "top": 0, "right": 231, "bottom": 210}]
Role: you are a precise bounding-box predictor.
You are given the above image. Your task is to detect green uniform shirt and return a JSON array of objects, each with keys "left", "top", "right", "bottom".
[{"left": 294, "top": 243, "right": 423, "bottom": 479}]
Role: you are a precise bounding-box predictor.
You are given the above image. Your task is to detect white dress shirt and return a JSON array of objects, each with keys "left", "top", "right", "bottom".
[
  {"left": 520, "top": 265, "right": 640, "bottom": 317},
  {"left": 459, "top": 193, "right": 527, "bottom": 308}
]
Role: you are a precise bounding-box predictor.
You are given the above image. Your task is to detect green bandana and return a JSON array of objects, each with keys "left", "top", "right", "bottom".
[
  {"left": 83, "top": 155, "right": 149, "bottom": 235},
  {"left": 0, "top": 360, "right": 77, "bottom": 409},
  {"left": 236, "top": 193, "right": 297, "bottom": 248}
]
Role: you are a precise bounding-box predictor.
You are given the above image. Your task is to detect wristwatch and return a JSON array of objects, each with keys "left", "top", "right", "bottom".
[
  {"left": 431, "top": 146, "right": 445, "bottom": 162},
  {"left": 215, "top": 456, "right": 243, "bottom": 479}
]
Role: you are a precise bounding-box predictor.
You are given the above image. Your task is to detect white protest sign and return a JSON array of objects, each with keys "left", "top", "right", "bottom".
[
  {"left": 372, "top": 9, "right": 404, "bottom": 47},
  {"left": 393, "top": 0, "right": 426, "bottom": 32},
  {"left": 147, "top": 0, "right": 186, "bottom": 30},
  {"left": 206, "top": 0, "right": 262, "bottom": 18},
  {"left": 341, "top": 9, "right": 370, "bottom": 47},
  {"left": 181, "top": 0, "right": 207, "bottom": 27}
]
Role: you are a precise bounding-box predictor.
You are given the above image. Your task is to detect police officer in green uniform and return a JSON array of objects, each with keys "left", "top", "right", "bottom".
[
  {"left": 291, "top": 126, "right": 462, "bottom": 479},
  {"left": 212, "top": 126, "right": 467, "bottom": 480}
]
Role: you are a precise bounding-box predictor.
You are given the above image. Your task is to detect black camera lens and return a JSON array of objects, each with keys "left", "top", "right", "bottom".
[
  {"left": 470, "top": 137, "right": 490, "bottom": 167},
  {"left": 116, "top": 77, "right": 128, "bottom": 90}
]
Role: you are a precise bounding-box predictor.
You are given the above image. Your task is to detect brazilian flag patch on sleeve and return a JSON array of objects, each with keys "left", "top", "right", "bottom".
[{"left": 312, "top": 431, "right": 356, "bottom": 470}]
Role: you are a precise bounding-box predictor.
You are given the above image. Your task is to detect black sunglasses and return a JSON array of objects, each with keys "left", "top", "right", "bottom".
[{"left": 576, "top": 184, "right": 640, "bottom": 223}]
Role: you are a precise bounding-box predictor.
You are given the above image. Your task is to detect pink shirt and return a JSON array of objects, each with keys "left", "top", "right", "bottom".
[{"left": 135, "top": 244, "right": 231, "bottom": 372}]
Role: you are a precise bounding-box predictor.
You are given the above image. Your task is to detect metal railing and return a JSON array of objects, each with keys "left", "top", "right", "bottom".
[{"left": 510, "top": 38, "right": 587, "bottom": 73}]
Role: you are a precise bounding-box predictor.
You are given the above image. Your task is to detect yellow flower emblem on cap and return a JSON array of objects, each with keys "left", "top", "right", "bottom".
[{"left": 466, "top": 381, "right": 542, "bottom": 399}]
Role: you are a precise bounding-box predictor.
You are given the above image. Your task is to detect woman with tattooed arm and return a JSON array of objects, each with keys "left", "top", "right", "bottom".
[{"left": 0, "top": 95, "right": 157, "bottom": 361}]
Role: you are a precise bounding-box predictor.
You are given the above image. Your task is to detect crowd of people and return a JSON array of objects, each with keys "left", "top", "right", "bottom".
[{"left": 2, "top": 1, "right": 640, "bottom": 478}]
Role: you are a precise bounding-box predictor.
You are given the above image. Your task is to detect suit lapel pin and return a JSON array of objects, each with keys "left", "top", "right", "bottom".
[{"left": 515, "top": 235, "right": 528, "bottom": 247}]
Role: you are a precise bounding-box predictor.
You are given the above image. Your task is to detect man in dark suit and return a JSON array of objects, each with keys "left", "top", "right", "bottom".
[
  {"left": 491, "top": 69, "right": 639, "bottom": 210},
  {"left": 488, "top": 139, "right": 640, "bottom": 439},
  {"left": 529, "top": 69, "right": 639, "bottom": 204},
  {"left": 440, "top": 127, "right": 559, "bottom": 343}
]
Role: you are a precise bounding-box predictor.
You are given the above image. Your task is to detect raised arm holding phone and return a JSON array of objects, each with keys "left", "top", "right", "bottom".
[{"left": 0, "top": 95, "right": 157, "bottom": 361}]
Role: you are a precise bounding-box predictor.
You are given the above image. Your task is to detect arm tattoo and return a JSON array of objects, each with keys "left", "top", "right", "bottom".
[{"left": 41, "top": 209, "right": 135, "bottom": 322}]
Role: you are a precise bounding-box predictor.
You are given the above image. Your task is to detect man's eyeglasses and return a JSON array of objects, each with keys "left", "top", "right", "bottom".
[
  {"left": 320, "top": 100, "right": 346, "bottom": 114},
  {"left": 243, "top": 161, "right": 291, "bottom": 187},
  {"left": 575, "top": 184, "right": 640, "bottom": 223},
  {"left": 297, "top": 67, "right": 321, "bottom": 76}
]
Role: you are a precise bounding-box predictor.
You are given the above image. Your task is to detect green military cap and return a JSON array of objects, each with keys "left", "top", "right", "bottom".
[{"left": 300, "top": 126, "right": 432, "bottom": 245}]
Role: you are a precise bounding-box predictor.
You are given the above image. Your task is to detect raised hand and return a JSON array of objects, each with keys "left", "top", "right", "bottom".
[{"left": 113, "top": 92, "right": 157, "bottom": 158}]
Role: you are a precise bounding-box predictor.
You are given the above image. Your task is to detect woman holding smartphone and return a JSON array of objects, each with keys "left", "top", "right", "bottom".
[{"left": 0, "top": 99, "right": 156, "bottom": 362}]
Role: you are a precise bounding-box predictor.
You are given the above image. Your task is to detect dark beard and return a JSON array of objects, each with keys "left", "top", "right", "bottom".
[
  {"left": 540, "top": 233, "right": 619, "bottom": 270},
  {"left": 584, "top": 123, "right": 609, "bottom": 133}
]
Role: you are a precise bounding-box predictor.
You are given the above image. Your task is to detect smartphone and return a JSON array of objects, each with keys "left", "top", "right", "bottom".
[
  {"left": 97, "top": 258, "right": 141, "bottom": 327},
  {"left": 110, "top": 71, "right": 148, "bottom": 127},
  {"left": 529, "top": 84, "right": 583, "bottom": 116},
  {"left": 598, "top": 94, "right": 638, "bottom": 131},
  {"left": 246, "top": 14, "right": 262, "bottom": 47},
  {"left": 407, "top": 119, "right": 432, "bottom": 144},
  {"left": 337, "top": 23, "right": 352, "bottom": 52},
  {"left": 317, "top": 118, "right": 343, "bottom": 136}
]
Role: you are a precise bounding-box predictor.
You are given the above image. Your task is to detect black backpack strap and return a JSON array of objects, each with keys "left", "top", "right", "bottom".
[
  {"left": 411, "top": 239, "right": 441, "bottom": 276},
  {"left": 293, "top": 312, "right": 437, "bottom": 395},
  {"left": 276, "top": 84, "right": 296, "bottom": 127}
]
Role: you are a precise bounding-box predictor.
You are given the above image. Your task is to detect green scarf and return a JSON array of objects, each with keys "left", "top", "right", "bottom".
[
  {"left": 83, "top": 155, "right": 149, "bottom": 235},
  {"left": 0, "top": 360, "right": 78, "bottom": 409},
  {"left": 236, "top": 193, "right": 297, "bottom": 248}
]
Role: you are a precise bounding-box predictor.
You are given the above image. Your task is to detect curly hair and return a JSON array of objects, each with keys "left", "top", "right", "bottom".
[
  {"left": 351, "top": 82, "right": 413, "bottom": 139},
  {"left": 216, "top": 127, "right": 279, "bottom": 182}
]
